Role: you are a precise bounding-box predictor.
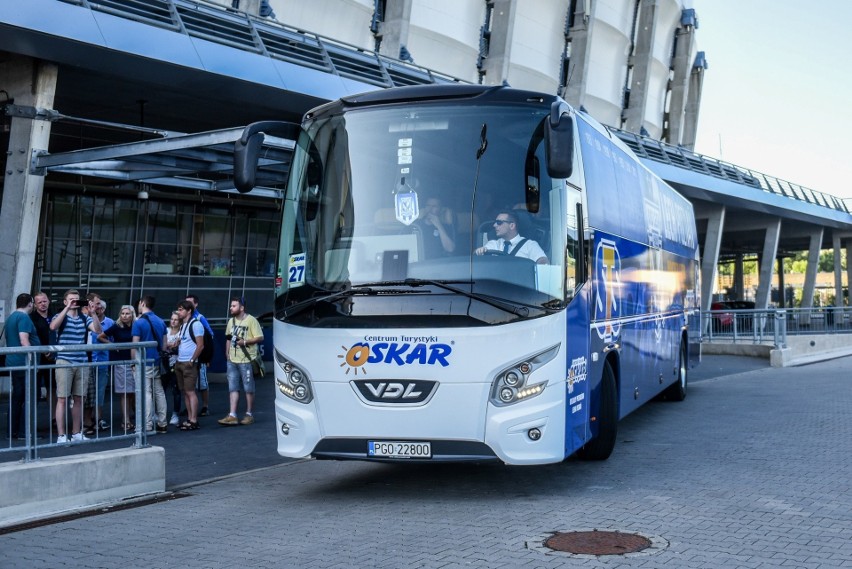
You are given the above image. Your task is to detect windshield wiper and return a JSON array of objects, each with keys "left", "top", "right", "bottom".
[
  {"left": 360, "top": 278, "right": 552, "bottom": 317},
  {"left": 280, "top": 285, "right": 429, "bottom": 319}
]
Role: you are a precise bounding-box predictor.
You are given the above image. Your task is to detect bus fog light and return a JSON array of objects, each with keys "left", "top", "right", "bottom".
[
  {"left": 528, "top": 428, "right": 542, "bottom": 441},
  {"left": 280, "top": 422, "right": 290, "bottom": 435}
]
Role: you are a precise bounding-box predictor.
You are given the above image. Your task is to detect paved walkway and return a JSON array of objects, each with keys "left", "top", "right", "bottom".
[{"left": 3, "top": 354, "right": 852, "bottom": 568}]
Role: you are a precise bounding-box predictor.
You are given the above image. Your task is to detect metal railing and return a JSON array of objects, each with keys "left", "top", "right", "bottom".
[
  {"left": 55, "top": 0, "right": 464, "bottom": 88},
  {"left": 702, "top": 307, "right": 852, "bottom": 348},
  {"left": 1, "top": 341, "right": 157, "bottom": 462},
  {"left": 608, "top": 127, "right": 851, "bottom": 214}
]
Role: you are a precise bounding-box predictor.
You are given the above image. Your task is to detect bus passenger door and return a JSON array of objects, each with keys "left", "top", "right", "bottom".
[{"left": 564, "top": 191, "right": 592, "bottom": 457}]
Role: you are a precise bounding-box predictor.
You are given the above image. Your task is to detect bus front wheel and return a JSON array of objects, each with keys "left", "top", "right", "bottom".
[{"left": 576, "top": 361, "right": 617, "bottom": 461}]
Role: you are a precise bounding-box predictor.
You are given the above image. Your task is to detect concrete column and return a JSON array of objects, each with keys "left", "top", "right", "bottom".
[
  {"left": 700, "top": 205, "right": 725, "bottom": 314},
  {"left": 733, "top": 253, "right": 744, "bottom": 300},
  {"left": 680, "top": 56, "right": 705, "bottom": 150},
  {"left": 479, "top": 0, "right": 517, "bottom": 86},
  {"left": 376, "top": 0, "right": 413, "bottom": 60},
  {"left": 801, "top": 228, "right": 823, "bottom": 309},
  {"left": 562, "top": 0, "right": 592, "bottom": 106},
  {"left": 847, "top": 240, "right": 852, "bottom": 307},
  {"left": 665, "top": 21, "right": 696, "bottom": 146},
  {"left": 776, "top": 257, "right": 786, "bottom": 308},
  {"left": 623, "top": 0, "right": 657, "bottom": 133},
  {"left": 833, "top": 232, "right": 843, "bottom": 308},
  {"left": 0, "top": 57, "right": 58, "bottom": 311},
  {"left": 755, "top": 219, "right": 782, "bottom": 309}
]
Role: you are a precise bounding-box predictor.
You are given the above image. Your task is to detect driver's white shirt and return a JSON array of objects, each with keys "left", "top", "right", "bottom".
[{"left": 483, "top": 235, "right": 546, "bottom": 262}]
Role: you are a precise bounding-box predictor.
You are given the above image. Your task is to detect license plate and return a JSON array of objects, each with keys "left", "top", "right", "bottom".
[{"left": 368, "top": 440, "right": 431, "bottom": 459}]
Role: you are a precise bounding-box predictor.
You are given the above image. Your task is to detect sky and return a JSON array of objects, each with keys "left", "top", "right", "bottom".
[{"left": 692, "top": 0, "right": 852, "bottom": 202}]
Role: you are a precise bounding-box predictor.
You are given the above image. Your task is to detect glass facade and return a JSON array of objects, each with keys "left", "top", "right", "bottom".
[{"left": 36, "top": 192, "right": 280, "bottom": 325}]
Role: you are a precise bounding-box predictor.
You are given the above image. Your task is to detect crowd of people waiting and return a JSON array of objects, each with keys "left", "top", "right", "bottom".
[{"left": 3, "top": 289, "right": 264, "bottom": 444}]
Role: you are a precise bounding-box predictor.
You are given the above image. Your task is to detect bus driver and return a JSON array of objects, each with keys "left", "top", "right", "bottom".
[{"left": 475, "top": 211, "right": 548, "bottom": 264}]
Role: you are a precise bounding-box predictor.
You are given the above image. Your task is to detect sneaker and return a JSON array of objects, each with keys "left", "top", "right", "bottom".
[
  {"left": 156, "top": 423, "right": 168, "bottom": 433},
  {"left": 169, "top": 413, "right": 180, "bottom": 426},
  {"left": 70, "top": 432, "right": 89, "bottom": 442},
  {"left": 218, "top": 415, "right": 239, "bottom": 426},
  {"left": 239, "top": 415, "right": 255, "bottom": 426},
  {"left": 98, "top": 419, "right": 110, "bottom": 431},
  {"left": 57, "top": 434, "right": 68, "bottom": 444},
  {"left": 199, "top": 407, "right": 209, "bottom": 417}
]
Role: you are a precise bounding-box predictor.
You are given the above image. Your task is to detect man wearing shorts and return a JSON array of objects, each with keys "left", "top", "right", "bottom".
[
  {"left": 49, "top": 289, "right": 103, "bottom": 443},
  {"left": 174, "top": 300, "right": 204, "bottom": 431},
  {"left": 218, "top": 296, "right": 263, "bottom": 426}
]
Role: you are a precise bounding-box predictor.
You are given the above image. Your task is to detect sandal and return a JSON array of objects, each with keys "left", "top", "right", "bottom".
[
  {"left": 83, "top": 425, "right": 96, "bottom": 436},
  {"left": 179, "top": 421, "right": 200, "bottom": 431},
  {"left": 121, "top": 422, "right": 135, "bottom": 431}
]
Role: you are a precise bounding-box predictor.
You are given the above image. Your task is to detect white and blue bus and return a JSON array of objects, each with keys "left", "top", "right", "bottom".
[{"left": 235, "top": 85, "right": 700, "bottom": 465}]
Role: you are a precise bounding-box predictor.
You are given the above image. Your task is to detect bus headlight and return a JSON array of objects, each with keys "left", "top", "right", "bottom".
[
  {"left": 275, "top": 350, "right": 313, "bottom": 404},
  {"left": 489, "top": 344, "right": 559, "bottom": 407}
]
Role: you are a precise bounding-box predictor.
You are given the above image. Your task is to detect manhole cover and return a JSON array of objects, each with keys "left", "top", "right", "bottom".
[{"left": 545, "top": 530, "right": 651, "bottom": 555}]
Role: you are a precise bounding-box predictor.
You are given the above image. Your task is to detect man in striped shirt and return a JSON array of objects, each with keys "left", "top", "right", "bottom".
[{"left": 49, "top": 289, "right": 103, "bottom": 443}]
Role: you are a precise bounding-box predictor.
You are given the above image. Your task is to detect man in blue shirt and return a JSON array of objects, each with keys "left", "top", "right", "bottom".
[
  {"left": 133, "top": 295, "right": 168, "bottom": 433},
  {"left": 49, "top": 289, "right": 103, "bottom": 443},
  {"left": 5, "top": 293, "right": 39, "bottom": 440}
]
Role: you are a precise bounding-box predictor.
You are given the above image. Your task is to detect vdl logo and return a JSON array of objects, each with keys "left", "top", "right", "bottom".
[
  {"left": 353, "top": 380, "right": 437, "bottom": 404},
  {"left": 338, "top": 341, "right": 453, "bottom": 375},
  {"left": 594, "top": 238, "right": 622, "bottom": 342}
]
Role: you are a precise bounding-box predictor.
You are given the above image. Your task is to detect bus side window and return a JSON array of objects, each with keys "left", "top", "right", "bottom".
[{"left": 565, "top": 189, "right": 583, "bottom": 299}]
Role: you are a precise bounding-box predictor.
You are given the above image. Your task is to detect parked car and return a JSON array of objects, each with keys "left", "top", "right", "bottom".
[{"left": 710, "top": 301, "right": 734, "bottom": 332}]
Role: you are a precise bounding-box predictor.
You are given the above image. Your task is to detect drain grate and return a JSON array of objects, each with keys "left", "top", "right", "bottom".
[{"left": 545, "top": 530, "right": 652, "bottom": 555}]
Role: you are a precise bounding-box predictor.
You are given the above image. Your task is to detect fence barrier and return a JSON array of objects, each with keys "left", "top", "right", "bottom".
[
  {"left": 702, "top": 306, "right": 852, "bottom": 348},
  {"left": 1, "top": 341, "right": 158, "bottom": 462}
]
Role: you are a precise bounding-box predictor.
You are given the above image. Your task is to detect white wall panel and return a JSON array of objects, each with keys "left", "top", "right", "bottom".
[
  {"left": 507, "top": 0, "right": 564, "bottom": 93},
  {"left": 408, "top": 0, "right": 483, "bottom": 82},
  {"left": 274, "top": 0, "right": 374, "bottom": 49}
]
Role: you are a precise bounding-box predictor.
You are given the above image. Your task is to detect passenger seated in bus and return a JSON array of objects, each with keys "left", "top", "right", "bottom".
[
  {"left": 414, "top": 195, "right": 456, "bottom": 257},
  {"left": 474, "top": 211, "right": 548, "bottom": 264}
]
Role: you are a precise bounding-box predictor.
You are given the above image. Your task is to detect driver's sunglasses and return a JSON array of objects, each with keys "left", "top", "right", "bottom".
[{"left": 493, "top": 219, "right": 510, "bottom": 225}]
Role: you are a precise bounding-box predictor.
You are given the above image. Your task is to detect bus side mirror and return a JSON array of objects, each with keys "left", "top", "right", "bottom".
[
  {"left": 233, "top": 121, "right": 301, "bottom": 193},
  {"left": 545, "top": 102, "right": 574, "bottom": 179}
]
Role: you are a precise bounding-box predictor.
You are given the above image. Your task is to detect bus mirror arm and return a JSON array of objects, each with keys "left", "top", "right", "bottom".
[
  {"left": 545, "top": 101, "right": 574, "bottom": 179},
  {"left": 234, "top": 121, "right": 301, "bottom": 193}
]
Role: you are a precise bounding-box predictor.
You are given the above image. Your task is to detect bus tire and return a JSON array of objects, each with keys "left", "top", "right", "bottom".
[
  {"left": 576, "top": 361, "right": 617, "bottom": 461},
  {"left": 662, "top": 340, "right": 688, "bottom": 402}
]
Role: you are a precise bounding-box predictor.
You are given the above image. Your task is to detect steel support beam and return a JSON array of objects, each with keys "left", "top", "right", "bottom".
[
  {"left": 801, "top": 228, "right": 824, "bottom": 309},
  {"left": 755, "top": 218, "right": 782, "bottom": 309},
  {"left": 700, "top": 205, "right": 725, "bottom": 314},
  {"left": 0, "top": 56, "right": 58, "bottom": 310}
]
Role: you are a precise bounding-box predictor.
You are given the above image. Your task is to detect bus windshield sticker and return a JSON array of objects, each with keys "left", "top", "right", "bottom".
[
  {"left": 287, "top": 253, "right": 306, "bottom": 288},
  {"left": 395, "top": 191, "right": 419, "bottom": 225}
]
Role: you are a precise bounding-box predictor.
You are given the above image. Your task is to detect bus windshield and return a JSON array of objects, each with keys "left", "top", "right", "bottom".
[{"left": 276, "top": 101, "right": 568, "bottom": 327}]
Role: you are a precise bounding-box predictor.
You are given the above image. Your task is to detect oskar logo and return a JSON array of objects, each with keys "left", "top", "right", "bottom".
[
  {"left": 353, "top": 380, "right": 437, "bottom": 405},
  {"left": 338, "top": 341, "right": 453, "bottom": 375}
]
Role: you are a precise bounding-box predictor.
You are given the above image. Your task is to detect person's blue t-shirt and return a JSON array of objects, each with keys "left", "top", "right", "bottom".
[
  {"left": 5, "top": 310, "right": 40, "bottom": 367},
  {"left": 91, "top": 316, "right": 114, "bottom": 362},
  {"left": 132, "top": 312, "right": 167, "bottom": 363},
  {"left": 53, "top": 313, "right": 92, "bottom": 363}
]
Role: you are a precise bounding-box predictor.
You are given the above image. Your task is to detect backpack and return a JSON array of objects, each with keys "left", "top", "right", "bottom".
[{"left": 189, "top": 318, "right": 215, "bottom": 364}]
